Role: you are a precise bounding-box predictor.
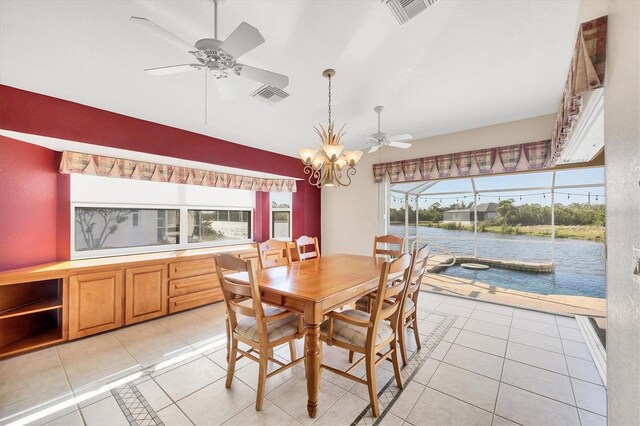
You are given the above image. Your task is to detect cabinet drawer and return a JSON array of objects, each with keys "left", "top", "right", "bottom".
[
  {"left": 169, "top": 258, "right": 216, "bottom": 280},
  {"left": 169, "top": 289, "right": 222, "bottom": 313},
  {"left": 169, "top": 273, "right": 219, "bottom": 297}
]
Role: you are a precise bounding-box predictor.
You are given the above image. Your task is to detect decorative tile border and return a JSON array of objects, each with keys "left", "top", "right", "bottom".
[
  {"left": 351, "top": 310, "right": 458, "bottom": 425},
  {"left": 112, "top": 383, "right": 163, "bottom": 426}
]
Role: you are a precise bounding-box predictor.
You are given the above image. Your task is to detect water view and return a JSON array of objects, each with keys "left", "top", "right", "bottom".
[{"left": 390, "top": 225, "right": 606, "bottom": 298}]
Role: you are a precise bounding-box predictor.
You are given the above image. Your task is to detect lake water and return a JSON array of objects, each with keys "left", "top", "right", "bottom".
[{"left": 389, "top": 225, "right": 606, "bottom": 298}]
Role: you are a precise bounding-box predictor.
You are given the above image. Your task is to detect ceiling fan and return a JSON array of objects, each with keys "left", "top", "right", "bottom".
[
  {"left": 130, "top": 0, "right": 289, "bottom": 101},
  {"left": 364, "top": 106, "right": 413, "bottom": 153}
]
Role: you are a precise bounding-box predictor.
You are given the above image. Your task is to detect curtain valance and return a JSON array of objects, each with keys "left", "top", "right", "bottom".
[
  {"left": 59, "top": 151, "right": 297, "bottom": 192},
  {"left": 549, "top": 15, "right": 607, "bottom": 166},
  {"left": 372, "top": 140, "right": 550, "bottom": 184}
]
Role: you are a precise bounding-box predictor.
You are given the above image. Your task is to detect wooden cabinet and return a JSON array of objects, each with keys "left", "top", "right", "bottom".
[
  {"left": 168, "top": 258, "right": 222, "bottom": 312},
  {"left": 69, "top": 270, "right": 123, "bottom": 339},
  {"left": 125, "top": 264, "right": 167, "bottom": 325},
  {"left": 0, "top": 245, "right": 259, "bottom": 357}
]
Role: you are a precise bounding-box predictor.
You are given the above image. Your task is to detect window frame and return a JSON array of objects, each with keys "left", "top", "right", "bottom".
[
  {"left": 71, "top": 202, "right": 254, "bottom": 259},
  {"left": 269, "top": 193, "right": 293, "bottom": 241}
]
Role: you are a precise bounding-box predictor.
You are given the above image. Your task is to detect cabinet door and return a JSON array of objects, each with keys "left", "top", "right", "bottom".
[
  {"left": 125, "top": 264, "right": 168, "bottom": 325},
  {"left": 69, "top": 270, "right": 123, "bottom": 339}
]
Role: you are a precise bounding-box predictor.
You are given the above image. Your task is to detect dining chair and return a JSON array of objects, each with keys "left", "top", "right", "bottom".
[
  {"left": 215, "top": 253, "right": 306, "bottom": 411},
  {"left": 257, "top": 239, "right": 291, "bottom": 269},
  {"left": 396, "top": 244, "right": 429, "bottom": 366},
  {"left": 319, "top": 254, "right": 412, "bottom": 417},
  {"left": 356, "top": 234, "right": 405, "bottom": 312},
  {"left": 294, "top": 235, "right": 320, "bottom": 261},
  {"left": 372, "top": 234, "right": 405, "bottom": 258}
]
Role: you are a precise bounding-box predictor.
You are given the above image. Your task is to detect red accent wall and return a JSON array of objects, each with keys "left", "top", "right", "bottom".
[
  {"left": 0, "top": 136, "right": 68, "bottom": 270},
  {"left": 0, "top": 85, "right": 320, "bottom": 270}
]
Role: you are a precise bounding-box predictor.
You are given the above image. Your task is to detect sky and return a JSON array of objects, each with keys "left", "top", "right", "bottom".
[{"left": 389, "top": 167, "right": 604, "bottom": 209}]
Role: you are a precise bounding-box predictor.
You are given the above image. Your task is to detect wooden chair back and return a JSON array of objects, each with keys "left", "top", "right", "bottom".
[
  {"left": 373, "top": 234, "right": 405, "bottom": 258},
  {"left": 294, "top": 235, "right": 320, "bottom": 261},
  {"left": 215, "top": 254, "right": 267, "bottom": 338},
  {"left": 407, "top": 244, "right": 429, "bottom": 305},
  {"left": 257, "top": 239, "right": 291, "bottom": 269},
  {"left": 368, "top": 254, "right": 412, "bottom": 343}
]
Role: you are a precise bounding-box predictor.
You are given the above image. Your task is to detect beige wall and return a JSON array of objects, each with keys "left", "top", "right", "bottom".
[
  {"left": 321, "top": 114, "right": 555, "bottom": 256},
  {"left": 575, "top": 1, "right": 640, "bottom": 424}
]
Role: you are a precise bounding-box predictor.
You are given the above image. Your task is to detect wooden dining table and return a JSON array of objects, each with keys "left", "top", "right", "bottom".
[{"left": 226, "top": 253, "right": 384, "bottom": 418}]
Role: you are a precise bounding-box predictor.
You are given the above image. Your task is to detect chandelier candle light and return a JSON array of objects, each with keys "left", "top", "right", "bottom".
[{"left": 298, "top": 69, "right": 363, "bottom": 188}]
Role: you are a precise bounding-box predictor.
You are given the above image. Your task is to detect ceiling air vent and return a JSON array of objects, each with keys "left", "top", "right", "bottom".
[
  {"left": 383, "top": 0, "right": 439, "bottom": 25},
  {"left": 250, "top": 85, "right": 290, "bottom": 105}
]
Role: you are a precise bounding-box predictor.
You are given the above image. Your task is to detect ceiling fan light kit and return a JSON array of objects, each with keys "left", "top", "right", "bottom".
[
  {"left": 365, "top": 105, "right": 413, "bottom": 153},
  {"left": 298, "top": 69, "right": 363, "bottom": 188}
]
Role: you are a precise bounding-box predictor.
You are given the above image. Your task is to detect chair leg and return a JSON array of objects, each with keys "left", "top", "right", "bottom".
[
  {"left": 225, "top": 317, "right": 230, "bottom": 363},
  {"left": 348, "top": 350, "right": 354, "bottom": 363},
  {"left": 398, "top": 319, "right": 408, "bottom": 366},
  {"left": 365, "top": 352, "right": 380, "bottom": 417},
  {"left": 390, "top": 340, "right": 403, "bottom": 390},
  {"left": 289, "top": 341, "right": 297, "bottom": 361},
  {"left": 225, "top": 338, "right": 238, "bottom": 388},
  {"left": 412, "top": 313, "right": 421, "bottom": 350},
  {"left": 256, "top": 349, "right": 269, "bottom": 411}
]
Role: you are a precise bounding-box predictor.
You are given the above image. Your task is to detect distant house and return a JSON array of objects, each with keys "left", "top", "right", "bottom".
[{"left": 443, "top": 202, "right": 498, "bottom": 224}]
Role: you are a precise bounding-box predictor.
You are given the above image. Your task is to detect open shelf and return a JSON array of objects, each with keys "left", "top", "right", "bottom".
[
  {"left": 0, "top": 279, "right": 64, "bottom": 358},
  {"left": 0, "top": 297, "right": 63, "bottom": 319}
]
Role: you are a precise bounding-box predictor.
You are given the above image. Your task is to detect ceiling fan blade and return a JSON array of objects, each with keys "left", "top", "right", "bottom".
[
  {"left": 235, "top": 64, "right": 289, "bottom": 88},
  {"left": 388, "top": 134, "right": 413, "bottom": 142},
  {"left": 130, "top": 17, "right": 195, "bottom": 52},
  {"left": 369, "top": 145, "right": 381, "bottom": 154},
  {"left": 388, "top": 141, "right": 412, "bottom": 149},
  {"left": 220, "top": 22, "right": 265, "bottom": 59},
  {"left": 214, "top": 77, "right": 236, "bottom": 100},
  {"left": 144, "top": 64, "right": 202, "bottom": 76}
]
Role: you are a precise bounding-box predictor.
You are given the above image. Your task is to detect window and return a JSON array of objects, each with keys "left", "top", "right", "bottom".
[
  {"left": 70, "top": 174, "right": 256, "bottom": 258},
  {"left": 74, "top": 207, "right": 179, "bottom": 252},
  {"left": 188, "top": 209, "right": 252, "bottom": 243},
  {"left": 270, "top": 192, "right": 292, "bottom": 240}
]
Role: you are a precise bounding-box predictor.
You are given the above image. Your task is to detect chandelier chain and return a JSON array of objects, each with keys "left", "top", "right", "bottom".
[{"left": 328, "top": 75, "right": 332, "bottom": 128}]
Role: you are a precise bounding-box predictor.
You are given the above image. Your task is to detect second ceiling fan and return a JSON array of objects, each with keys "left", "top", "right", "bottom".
[
  {"left": 131, "top": 0, "right": 289, "bottom": 100},
  {"left": 365, "top": 106, "right": 413, "bottom": 153}
]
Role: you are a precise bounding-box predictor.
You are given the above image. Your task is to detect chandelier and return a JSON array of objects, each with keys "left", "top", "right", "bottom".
[{"left": 298, "top": 69, "right": 363, "bottom": 188}]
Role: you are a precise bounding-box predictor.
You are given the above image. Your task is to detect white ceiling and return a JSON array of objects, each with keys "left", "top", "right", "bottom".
[{"left": 0, "top": 0, "right": 579, "bottom": 158}]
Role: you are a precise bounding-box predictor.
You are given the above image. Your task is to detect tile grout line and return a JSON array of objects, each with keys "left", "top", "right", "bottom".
[{"left": 490, "top": 303, "right": 513, "bottom": 425}]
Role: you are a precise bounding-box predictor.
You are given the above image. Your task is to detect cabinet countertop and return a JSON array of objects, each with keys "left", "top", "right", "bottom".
[{"left": 0, "top": 244, "right": 258, "bottom": 285}]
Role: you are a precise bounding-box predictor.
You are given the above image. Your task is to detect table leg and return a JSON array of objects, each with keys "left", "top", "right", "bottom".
[{"left": 305, "top": 323, "right": 321, "bottom": 418}]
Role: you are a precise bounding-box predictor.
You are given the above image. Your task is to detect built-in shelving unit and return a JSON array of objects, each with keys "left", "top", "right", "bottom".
[{"left": 0, "top": 279, "right": 64, "bottom": 357}]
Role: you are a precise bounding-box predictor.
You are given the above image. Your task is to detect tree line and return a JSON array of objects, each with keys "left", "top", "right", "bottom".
[{"left": 390, "top": 199, "right": 605, "bottom": 226}]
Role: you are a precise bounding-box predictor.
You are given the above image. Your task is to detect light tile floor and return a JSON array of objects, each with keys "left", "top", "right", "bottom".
[{"left": 0, "top": 293, "right": 607, "bottom": 426}]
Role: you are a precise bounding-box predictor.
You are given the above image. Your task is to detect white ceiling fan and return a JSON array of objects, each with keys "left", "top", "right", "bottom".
[
  {"left": 130, "top": 0, "right": 289, "bottom": 101},
  {"left": 365, "top": 106, "right": 413, "bottom": 153}
]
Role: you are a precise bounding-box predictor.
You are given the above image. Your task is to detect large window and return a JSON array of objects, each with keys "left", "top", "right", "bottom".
[
  {"left": 71, "top": 174, "right": 256, "bottom": 259},
  {"left": 75, "top": 207, "right": 180, "bottom": 252},
  {"left": 270, "top": 192, "right": 292, "bottom": 240},
  {"left": 188, "top": 209, "right": 252, "bottom": 243}
]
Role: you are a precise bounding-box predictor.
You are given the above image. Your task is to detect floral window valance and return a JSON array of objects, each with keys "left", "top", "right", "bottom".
[
  {"left": 372, "top": 140, "right": 550, "bottom": 183},
  {"left": 59, "top": 151, "right": 297, "bottom": 192},
  {"left": 549, "top": 15, "right": 607, "bottom": 166}
]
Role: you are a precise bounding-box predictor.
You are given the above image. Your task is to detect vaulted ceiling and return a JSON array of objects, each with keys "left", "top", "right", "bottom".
[{"left": 0, "top": 0, "right": 579, "bottom": 157}]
